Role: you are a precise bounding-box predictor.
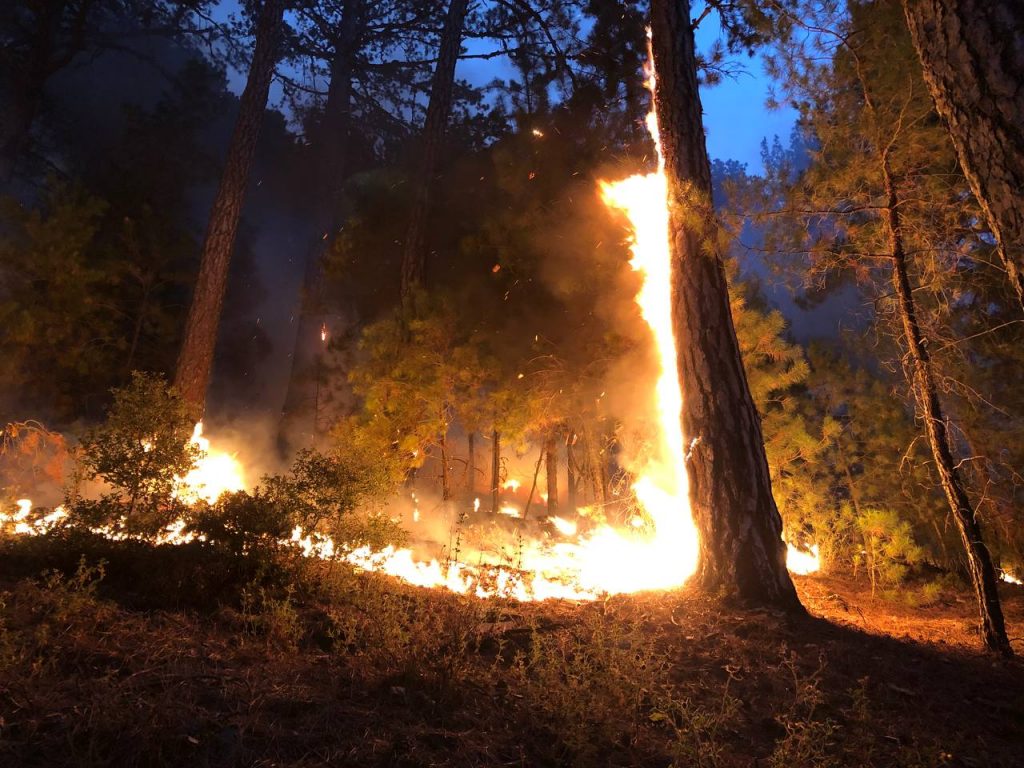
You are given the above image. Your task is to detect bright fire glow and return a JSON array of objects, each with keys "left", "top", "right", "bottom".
[
  {"left": 786, "top": 543, "right": 820, "bottom": 575},
  {"left": 1002, "top": 571, "right": 1022, "bottom": 586},
  {"left": 174, "top": 422, "right": 245, "bottom": 504}
]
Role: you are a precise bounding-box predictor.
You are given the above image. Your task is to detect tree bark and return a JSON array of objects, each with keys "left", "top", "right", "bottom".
[
  {"left": 467, "top": 431, "right": 476, "bottom": 497},
  {"left": 399, "top": 0, "right": 469, "bottom": 307},
  {"left": 278, "top": 0, "right": 365, "bottom": 447},
  {"left": 881, "top": 155, "right": 1012, "bottom": 655},
  {"left": 902, "top": 0, "right": 1024, "bottom": 311},
  {"left": 490, "top": 429, "right": 501, "bottom": 514},
  {"left": 650, "top": 0, "right": 801, "bottom": 609},
  {"left": 544, "top": 431, "right": 559, "bottom": 514},
  {"left": 174, "top": 0, "right": 286, "bottom": 411},
  {"left": 566, "top": 430, "right": 578, "bottom": 514}
]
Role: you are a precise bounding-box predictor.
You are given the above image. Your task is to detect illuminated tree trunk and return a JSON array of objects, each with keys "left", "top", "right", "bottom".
[
  {"left": 881, "top": 157, "right": 1011, "bottom": 655},
  {"left": 545, "top": 432, "right": 559, "bottom": 513},
  {"left": 649, "top": 0, "right": 800, "bottom": 609},
  {"left": 566, "top": 431, "right": 578, "bottom": 514},
  {"left": 174, "top": 0, "right": 286, "bottom": 411},
  {"left": 902, "top": 0, "right": 1024, "bottom": 311},
  {"left": 399, "top": 0, "right": 469, "bottom": 307},
  {"left": 439, "top": 428, "right": 451, "bottom": 501},
  {"left": 467, "top": 431, "right": 476, "bottom": 497},
  {"left": 490, "top": 429, "right": 501, "bottom": 514}
]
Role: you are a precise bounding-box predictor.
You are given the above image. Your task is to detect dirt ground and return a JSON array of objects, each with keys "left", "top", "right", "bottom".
[{"left": 0, "top": 541, "right": 1022, "bottom": 768}]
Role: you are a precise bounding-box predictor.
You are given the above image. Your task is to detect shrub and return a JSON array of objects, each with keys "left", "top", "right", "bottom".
[
  {"left": 854, "top": 508, "right": 925, "bottom": 595},
  {"left": 72, "top": 372, "right": 199, "bottom": 535}
]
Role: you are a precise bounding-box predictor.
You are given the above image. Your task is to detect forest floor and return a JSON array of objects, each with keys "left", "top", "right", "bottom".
[{"left": 0, "top": 533, "right": 1022, "bottom": 768}]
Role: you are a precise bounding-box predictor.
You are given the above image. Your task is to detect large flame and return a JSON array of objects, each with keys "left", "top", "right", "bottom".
[{"left": 174, "top": 422, "right": 245, "bottom": 504}]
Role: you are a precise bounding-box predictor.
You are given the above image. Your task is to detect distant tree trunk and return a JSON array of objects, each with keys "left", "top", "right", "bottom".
[
  {"left": 174, "top": 0, "right": 286, "bottom": 412},
  {"left": 399, "top": 0, "right": 469, "bottom": 307},
  {"left": 650, "top": 0, "right": 801, "bottom": 609},
  {"left": 439, "top": 428, "right": 451, "bottom": 501},
  {"left": 544, "top": 432, "right": 559, "bottom": 514},
  {"left": 0, "top": 83, "right": 44, "bottom": 183},
  {"left": 467, "top": 431, "right": 476, "bottom": 497},
  {"left": 566, "top": 430, "right": 578, "bottom": 514},
  {"left": 490, "top": 429, "right": 501, "bottom": 514},
  {"left": 881, "top": 155, "right": 1012, "bottom": 655},
  {"left": 902, "top": 0, "right": 1024, "bottom": 311},
  {"left": 278, "top": 0, "right": 365, "bottom": 447}
]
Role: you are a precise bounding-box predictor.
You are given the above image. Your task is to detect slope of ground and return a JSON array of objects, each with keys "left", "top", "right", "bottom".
[{"left": 0, "top": 535, "right": 1022, "bottom": 767}]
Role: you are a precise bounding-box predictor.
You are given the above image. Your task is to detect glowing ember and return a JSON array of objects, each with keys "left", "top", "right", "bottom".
[
  {"left": 786, "top": 543, "right": 820, "bottom": 575},
  {"left": 1001, "top": 570, "right": 1022, "bottom": 586},
  {"left": 174, "top": 422, "right": 245, "bottom": 504}
]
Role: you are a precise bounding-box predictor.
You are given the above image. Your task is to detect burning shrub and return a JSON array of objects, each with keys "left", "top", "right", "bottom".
[{"left": 71, "top": 372, "right": 199, "bottom": 535}]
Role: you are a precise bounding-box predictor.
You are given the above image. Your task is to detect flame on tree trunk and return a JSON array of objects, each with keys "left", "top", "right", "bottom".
[
  {"left": 649, "top": 0, "right": 800, "bottom": 609},
  {"left": 399, "top": 0, "right": 469, "bottom": 307},
  {"left": 174, "top": 0, "right": 286, "bottom": 411},
  {"left": 902, "top": 0, "right": 1024, "bottom": 312},
  {"left": 881, "top": 156, "right": 1012, "bottom": 656}
]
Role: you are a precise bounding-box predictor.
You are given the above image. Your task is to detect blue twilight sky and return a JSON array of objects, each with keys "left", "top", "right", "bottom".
[{"left": 215, "top": 2, "right": 795, "bottom": 176}]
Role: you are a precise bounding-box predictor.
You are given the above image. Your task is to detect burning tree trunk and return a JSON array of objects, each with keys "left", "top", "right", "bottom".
[
  {"left": 902, "top": 0, "right": 1024, "bottom": 311},
  {"left": 881, "top": 156, "right": 1012, "bottom": 655},
  {"left": 649, "top": 0, "right": 800, "bottom": 609},
  {"left": 490, "top": 429, "right": 501, "bottom": 514},
  {"left": 545, "top": 432, "right": 559, "bottom": 514},
  {"left": 174, "top": 0, "right": 286, "bottom": 411},
  {"left": 399, "top": 0, "right": 469, "bottom": 307}
]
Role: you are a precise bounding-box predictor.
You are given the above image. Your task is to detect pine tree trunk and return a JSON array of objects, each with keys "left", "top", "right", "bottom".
[
  {"left": 566, "top": 431, "right": 578, "bottom": 515},
  {"left": 490, "top": 429, "right": 501, "bottom": 514},
  {"left": 278, "top": 0, "right": 365, "bottom": 449},
  {"left": 545, "top": 432, "right": 559, "bottom": 514},
  {"left": 902, "top": 0, "right": 1024, "bottom": 311},
  {"left": 650, "top": 0, "right": 801, "bottom": 609},
  {"left": 174, "top": 0, "right": 285, "bottom": 411},
  {"left": 0, "top": 84, "right": 43, "bottom": 183},
  {"left": 440, "top": 428, "right": 451, "bottom": 501},
  {"left": 881, "top": 156, "right": 1012, "bottom": 655},
  {"left": 467, "top": 431, "right": 476, "bottom": 497},
  {"left": 399, "top": 0, "right": 469, "bottom": 306}
]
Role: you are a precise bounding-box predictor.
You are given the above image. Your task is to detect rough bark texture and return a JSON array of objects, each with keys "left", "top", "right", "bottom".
[
  {"left": 882, "top": 158, "right": 1012, "bottom": 655},
  {"left": 650, "top": 0, "right": 801, "bottom": 609},
  {"left": 399, "top": 0, "right": 469, "bottom": 305},
  {"left": 174, "top": 0, "right": 285, "bottom": 411},
  {"left": 544, "top": 432, "right": 559, "bottom": 514},
  {"left": 902, "top": 0, "right": 1024, "bottom": 310}
]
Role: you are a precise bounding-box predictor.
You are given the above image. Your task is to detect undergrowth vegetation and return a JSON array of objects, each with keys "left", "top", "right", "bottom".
[{"left": 0, "top": 535, "right": 1020, "bottom": 767}]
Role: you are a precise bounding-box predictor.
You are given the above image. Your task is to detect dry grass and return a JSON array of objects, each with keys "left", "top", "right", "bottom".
[{"left": 0, "top": 537, "right": 1022, "bottom": 767}]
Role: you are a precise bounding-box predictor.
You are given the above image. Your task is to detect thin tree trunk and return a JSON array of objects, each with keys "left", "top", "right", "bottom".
[
  {"left": 279, "top": 0, "right": 364, "bottom": 447},
  {"left": 0, "top": 86, "right": 43, "bottom": 183},
  {"left": 566, "top": 430, "right": 578, "bottom": 515},
  {"left": 882, "top": 155, "right": 1011, "bottom": 655},
  {"left": 545, "top": 431, "right": 559, "bottom": 514},
  {"left": 902, "top": 0, "right": 1024, "bottom": 311},
  {"left": 174, "top": 0, "right": 285, "bottom": 411},
  {"left": 440, "top": 428, "right": 451, "bottom": 501},
  {"left": 467, "top": 431, "right": 476, "bottom": 497},
  {"left": 490, "top": 429, "right": 501, "bottom": 514},
  {"left": 399, "top": 0, "right": 469, "bottom": 307},
  {"left": 522, "top": 442, "right": 545, "bottom": 521},
  {"left": 650, "top": 0, "right": 800, "bottom": 609}
]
